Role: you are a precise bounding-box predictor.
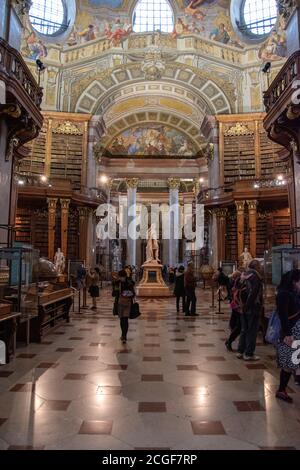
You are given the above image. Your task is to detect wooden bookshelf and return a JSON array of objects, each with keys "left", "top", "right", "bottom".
[
  {"left": 19, "top": 125, "right": 47, "bottom": 175},
  {"left": 225, "top": 212, "right": 237, "bottom": 261}
]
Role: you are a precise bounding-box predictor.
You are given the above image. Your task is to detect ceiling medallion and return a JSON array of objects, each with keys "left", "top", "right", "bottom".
[{"left": 142, "top": 45, "right": 166, "bottom": 81}]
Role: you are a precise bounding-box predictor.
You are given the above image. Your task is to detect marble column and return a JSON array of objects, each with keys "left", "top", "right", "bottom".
[
  {"left": 60, "top": 199, "right": 70, "bottom": 258},
  {"left": 78, "top": 207, "right": 91, "bottom": 264},
  {"left": 235, "top": 201, "right": 246, "bottom": 261},
  {"left": 126, "top": 178, "right": 139, "bottom": 267},
  {"left": 247, "top": 200, "right": 258, "bottom": 258},
  {"left": 47, "top": 198, "right": 58, "bottom": 261},
  {"left": 168, "top": 178, "right": 181, "bottom": 267},
  {"left": 216, "top": 208, "right": 228, "bottom": 264}
]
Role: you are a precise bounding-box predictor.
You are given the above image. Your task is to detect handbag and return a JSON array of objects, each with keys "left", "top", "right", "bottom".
[
  {"left": 265, "top": 310, "right": 281, "bottom": 345},
  {"left": 130, "top": 302, "right": 141, "bottom": 319}
]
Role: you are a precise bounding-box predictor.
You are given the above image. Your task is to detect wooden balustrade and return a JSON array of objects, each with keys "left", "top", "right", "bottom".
[{"left": 263, "top": 50, "right": 300, "bottom": 113}]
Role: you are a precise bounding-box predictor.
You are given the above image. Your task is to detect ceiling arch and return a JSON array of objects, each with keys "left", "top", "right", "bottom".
[
  {"left": 100, "top": 109, "right": 206, "bottom": 153},
  {"left": 73, "top": 62, "right": 235, "bottom": 116}
]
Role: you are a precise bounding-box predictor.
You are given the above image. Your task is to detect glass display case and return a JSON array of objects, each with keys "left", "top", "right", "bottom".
[
  {"left": 0, "top": 247, "right": 40, "bottom": 318},
  {"left": 270, "top": 245, "right": 300, "bottom": 285}
]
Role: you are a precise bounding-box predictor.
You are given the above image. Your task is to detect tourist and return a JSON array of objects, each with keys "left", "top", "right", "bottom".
[
  {"left": 117, "top": 269, "right": 135, "bottom": 344},
  {"left": 168, "top": 266, "right": 175, "bottom": 283},
  {"left": 111, "top": 271, "right": 120, "bottom": 316},
  {"left": 236, "top": 260, "right": 263, "bottom": 361},
  {"left": 174, "top": 265, "right": 185, "bottom": 314},
  {"left": 214, "top": 267, "right": 231, "bottom": 300},
  {"left": 275, "top": 269, "right": 300, "bottom": 403},
  {"left": 225, "top": 270, "right": 243, "bottom": 352},
  {"left": 88, "top": 267, "right": 100, "bottom": 310},
  {"left": 184, "top": 262, "right": 198, "bottom": 316}
]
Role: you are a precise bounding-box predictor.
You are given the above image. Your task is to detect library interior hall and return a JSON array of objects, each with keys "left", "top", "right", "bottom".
[{"left": 1, "top": 0, "right": 300, "bottom": 452}]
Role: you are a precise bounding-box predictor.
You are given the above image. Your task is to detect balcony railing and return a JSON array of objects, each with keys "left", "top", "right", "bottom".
[
  {"left": 263, "top": 50, "right": 300, "bottom": 113},
  {"left": 0, "top": 38, "right": 43, "bottom": 109}
]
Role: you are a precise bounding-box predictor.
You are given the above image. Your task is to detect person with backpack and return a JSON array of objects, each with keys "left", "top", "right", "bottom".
[
  {"left": 174, "top": 265, "right": 185, "bottom": 314},
  {"left": 225, "top": 270, "right": 243, "bottom": 352},
  {"left": 275, "top": 269, "right": 300, "bottom": 403},
  {"left": 236, "top": 259, "right": 263, "bottom": 361}
]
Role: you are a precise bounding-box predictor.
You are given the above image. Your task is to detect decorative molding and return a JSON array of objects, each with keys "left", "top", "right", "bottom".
[
  {"left": 141, "top": 45, "right": 166, "bottom": 81},
  {"left": 277, "top": 0, "right": 297, "bottom": 22},
  {"left": 225, "top": 123, "right": 253, "bottom": 137},
  {"left": 52, "top": 121, "right": 83, "bottom": 135},
  {"left": 0, "top": 104, "right": 22, "bottom": 119}
]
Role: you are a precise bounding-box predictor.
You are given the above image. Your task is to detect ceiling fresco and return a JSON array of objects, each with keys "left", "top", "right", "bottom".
[{"left": 107, "top": 124, "right": 199, "bottom": 156}]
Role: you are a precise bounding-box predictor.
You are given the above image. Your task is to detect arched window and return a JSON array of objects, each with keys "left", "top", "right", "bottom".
[
  {"left": 29, "top": 0, "right": 68, "bottom": 36},
  {"left": 242, "top": 0, "right": 277, "bottom": 37},
  {"left": 133, "top": 0, "right": 174, "bottom": 33}
]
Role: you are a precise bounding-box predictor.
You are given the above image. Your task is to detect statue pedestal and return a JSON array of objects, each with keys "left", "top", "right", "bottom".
[{"left": 136, "top": 261, "right": 172, "bottom": 297}]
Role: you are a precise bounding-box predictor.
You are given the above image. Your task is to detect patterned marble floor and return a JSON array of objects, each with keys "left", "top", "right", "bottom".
[{"left": 0, "top": 288, "right": 300, "bottom": 450}]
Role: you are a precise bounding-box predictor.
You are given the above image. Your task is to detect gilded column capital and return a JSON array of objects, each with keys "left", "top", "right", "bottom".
[
  {"left": 60, "top": 198, "right": 71, "bottom": 211},
  {"left": 126, "top": 178, "right": 139, "bottom": 189},
  {"left": 168, "top": 178, "right": 181, "bottom": 190},
  {"left": 216, "top": 208, "right": 228, "bottom": 219},
  {"left": 247, "top": 200, "right": 258, "bottom": 212},
  {"left": 235, "top": 200, "right": 246, "bottom": 212},
  {"left": 78, "top": 206, "right": 92, "bottom": 218},
  {"left": 47, "top": 198, "right": 58, "bottom": 213}
]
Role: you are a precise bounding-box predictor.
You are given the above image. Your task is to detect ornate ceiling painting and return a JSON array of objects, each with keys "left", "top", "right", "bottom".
[
  {"left": 20, "top": 0, "right": 288, "bottom": 159},
  {"left": 106, "top": 124, "right": 198, "bottom": 157}
]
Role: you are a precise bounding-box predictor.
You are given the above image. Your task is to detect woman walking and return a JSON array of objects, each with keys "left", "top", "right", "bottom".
[
  {"left": 276, "top": 269, "right": 300, "bottom": 403},
  {"left": 117, "top": 269, "right": 135, "bottom": 344}
]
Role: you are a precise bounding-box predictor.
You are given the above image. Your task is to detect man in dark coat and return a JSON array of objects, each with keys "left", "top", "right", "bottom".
[
  {"left": 174, "top": 265, "right": 185, "bottom": 313},
  {"left": 237, "top": 260, "right": 263, "bottom": 361}
]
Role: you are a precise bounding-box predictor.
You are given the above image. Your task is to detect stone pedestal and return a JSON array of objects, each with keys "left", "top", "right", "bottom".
[{"left": 136, "top": 261, "right": 172, "bottom": 297}]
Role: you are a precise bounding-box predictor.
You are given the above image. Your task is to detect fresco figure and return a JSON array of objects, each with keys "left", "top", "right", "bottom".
[{"left": 210, "top": 23, "right": 230, "bottom": 43}]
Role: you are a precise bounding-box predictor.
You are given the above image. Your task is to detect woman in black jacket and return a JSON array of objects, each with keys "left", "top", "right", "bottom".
[
  {"left": 174, "top": 265, "right": 185, "bottom": 314},
  {"left": 276, "top": 269, "right": 300, "bottom": 403},
  {"left": 116, "top": 270, "right": 135, "bottom": 344}
]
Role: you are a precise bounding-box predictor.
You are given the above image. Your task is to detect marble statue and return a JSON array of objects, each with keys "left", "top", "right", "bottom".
[
  {"left": 240, "top": 247, "right": 253, "bottom": 269},
  {"left": 145, "top": 224, "right": 160, "bottom": 263},
  {"left": 54, "top": 248, "right": 65, "bottom": 275}
]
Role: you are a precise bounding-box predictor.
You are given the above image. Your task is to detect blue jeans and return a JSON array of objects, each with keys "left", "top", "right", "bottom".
[{"left": 238, "top": 310, "right": 260, "bottom": 357}]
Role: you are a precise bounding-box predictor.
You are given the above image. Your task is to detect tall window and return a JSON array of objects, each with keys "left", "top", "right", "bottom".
[
  {"left": 133, "top": 0, "right": 174, "bottom": 33},
  {"left": 29, "top": 0, "right": 67, "bottom": 36},
  {"left": 243, "top": 0, "right": 277, "bottom": 36}
]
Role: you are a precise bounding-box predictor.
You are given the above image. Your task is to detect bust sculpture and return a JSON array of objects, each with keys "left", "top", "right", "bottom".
[
  {"left": 54, "top": 248, "right": 65, "bottom": 275},
  {"left": 145, "top": 224, "right": 160, "bottom": 263},
  {"left": 240, "top": 247, "right": 253, "bottom": 269}
]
